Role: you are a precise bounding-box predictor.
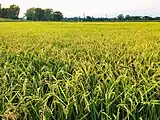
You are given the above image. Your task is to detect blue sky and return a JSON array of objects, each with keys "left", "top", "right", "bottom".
[{"left": 1, "top": 0, "right": 160, "bottom": 17}]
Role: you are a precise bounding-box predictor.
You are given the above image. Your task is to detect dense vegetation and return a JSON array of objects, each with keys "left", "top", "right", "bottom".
[
  {"left": 25, "top": 8, "right": 63, "bottom": 21},
  {"left": 0, "top": 4, "right": 63, "bottom": 21},
  {"left": 0, "top": 22, "right": 160, "bottom": 120},
  {"left": 0, "top": 4, "right": 20, "bottom": 19},
  {"left": 1, "top": 3, "right": 160, "bottom": 22}
]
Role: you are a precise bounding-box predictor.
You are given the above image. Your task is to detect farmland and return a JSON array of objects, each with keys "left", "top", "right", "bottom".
[{"left": 0, "top": 22, "right": 160, "bottom": 120}]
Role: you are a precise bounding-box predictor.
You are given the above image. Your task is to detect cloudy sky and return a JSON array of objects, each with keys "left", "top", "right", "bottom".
[{"left": 1, "top": 0, "right": 160, "bottom": 17}]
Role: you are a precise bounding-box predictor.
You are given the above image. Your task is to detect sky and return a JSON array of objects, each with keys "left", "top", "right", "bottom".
[{"left": 0, "top": 0, "right": 160, "bottom": 17}]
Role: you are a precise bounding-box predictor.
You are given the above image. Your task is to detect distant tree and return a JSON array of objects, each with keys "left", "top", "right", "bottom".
[
  {"left": 53, "top": 11, "right": 63, "bottom": 21},
  {"left": 108, "top": 17, "right": 117, "bottom": 21},
  {"left": 154, "top": 17, "right": 160, "bottom": 20},
  {"left": 8, "top": 5, "right": 20, "bottom": 19},
  {"left": 25, "top": 8, "right": 63, "bottom": 21},
  {"left": 0, "top": 3, "right": 1, "bottom": 17},
  {"left": 117, "top": 14, "right": 124, "bottom": 20},
  {"left": 125, "top": 15, "right": 131, "bottom": 20},
  {"left": 1, "top": 8, "right": 9, "bottom": 18},
  {"left": 130, "top": 16, "right": 142, "bottom": 20},
  {"left": 85, "top": 16, "right": 92, "bottom": 21},
  {"left": 25, "top": 8, "right": 36, "bottom": 20},
  {"left": 44, "top": 8, "right": 54, "bottom": 21},
  {"left": 0, "top": 4, "right": 20, "bottom": 19},
  {"left": 35, "top": 8, "right": 45, "bottom": 21},
  {"left": 143, "top": 16, "right": 153, "bottom": 20}
]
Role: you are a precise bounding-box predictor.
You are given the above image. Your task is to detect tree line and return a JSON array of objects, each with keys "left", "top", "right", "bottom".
[
  {"left": 65, "top": 14, "right": 160, "bottom": 22},
  {"left": 0, "top": 4, "right": 20, "bottom": 19},
  {"left": 115, "top": 14, "right": 160, "bottom": 21},
  {"left": 25, "top": 8, "right": 63, "bottom": 21},
  {"left": 0, "top": 3, "right": 63, "bottom": 21},
  {"left": 0, "top": 3, "right": 160, "bottom": 21}
]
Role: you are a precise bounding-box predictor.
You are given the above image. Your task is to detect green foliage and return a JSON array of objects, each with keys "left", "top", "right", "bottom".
[
  {"left": 117, "top": 14, "right": 124, "bottom": 20},
  {"left": 53, "top": 11, "right": 63, "bottom": 21},
  {"left": 0, "top": 4, "right": 20, "bottom": 19},
  {"left": 35, "top": 8, "right": 45, "bottom": 21},
  {"left": 0, "top": 22, "right": 160, "bottom": 119},
  {"left": 25, "top": 8, "right": 36, "bottom": 21},
  {"left": 25, "top": 8, "right": 63, "bottom": 21},
  {"left": 44, "top": 9, "right": 54, "bottom": 21},
  {"left": 125, "top": 15, "right": 131, "bottom": 20}
]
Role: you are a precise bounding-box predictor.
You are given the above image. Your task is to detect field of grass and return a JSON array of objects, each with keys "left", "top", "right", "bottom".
[{"left": 0, "top": 22, "right": 160, "bottom": 120}]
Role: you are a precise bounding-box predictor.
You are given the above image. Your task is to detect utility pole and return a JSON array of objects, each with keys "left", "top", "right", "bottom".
[
  {"left": 83, "top": 12, "right": 86, "bottom": 19},
  {"left": 106, "top": 13, "right": 107, "bottom": 18}
]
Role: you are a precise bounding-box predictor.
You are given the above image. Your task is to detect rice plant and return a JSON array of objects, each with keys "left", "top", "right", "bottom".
[{"left": 0, "top": 22, "right": 160, "bottom": 120}]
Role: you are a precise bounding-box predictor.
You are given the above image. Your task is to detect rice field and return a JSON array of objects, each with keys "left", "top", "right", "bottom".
[{"left": 0, "top": 22, "right": 160, "bottom": 120}]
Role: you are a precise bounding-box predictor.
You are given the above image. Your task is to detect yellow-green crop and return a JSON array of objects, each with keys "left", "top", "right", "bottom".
[{"left": 0, "top": 22, "right": 160, "bottom": 120}]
